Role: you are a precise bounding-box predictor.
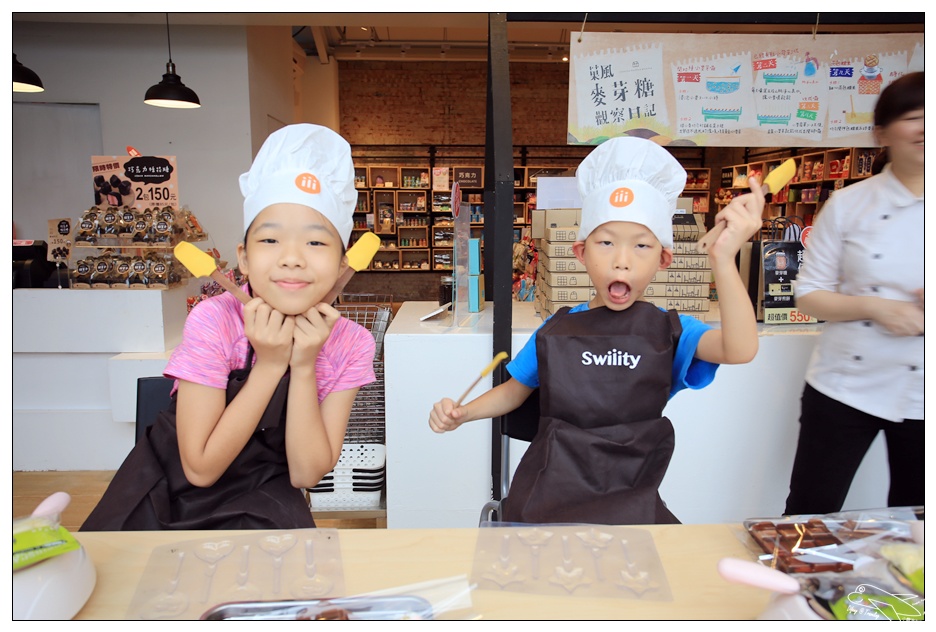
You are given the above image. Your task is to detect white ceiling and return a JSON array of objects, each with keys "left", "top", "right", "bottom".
[{"left": 13, "top": 12, "right": 924, "bottom": 63}]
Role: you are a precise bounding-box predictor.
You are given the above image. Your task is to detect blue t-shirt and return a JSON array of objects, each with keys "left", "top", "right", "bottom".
[{"left": 506, "top": 303, "right": 718, "bottom": 398}]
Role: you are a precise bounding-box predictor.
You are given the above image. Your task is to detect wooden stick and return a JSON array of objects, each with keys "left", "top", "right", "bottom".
[
  {"left": 454, "top": 352, "right": 509, "bottom": 407},
  {"left": 209, "top": 269, "right": 253, "bottom": 305},
  {"left": 322, "top": 267, "right": 356, "bottom": 305}
]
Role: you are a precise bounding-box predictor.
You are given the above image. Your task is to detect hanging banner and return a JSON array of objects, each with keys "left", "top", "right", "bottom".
[{"left": 568, "top": 32, "right": 923, "bottom": 147}]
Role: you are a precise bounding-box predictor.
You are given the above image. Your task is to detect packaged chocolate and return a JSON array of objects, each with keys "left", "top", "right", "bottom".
[
  {"left": 111, "top": 255, "right": 132, "bottom": 288},
  {"left": 146, "top": 254, "right": 169, "bottom": 289},
  {"left": 117, "top": 207, "right": 136, "bottom": 238},
  {"left": 90, "top": 255, "right": 114, "bottom": 289},
  {"left": 99, "top": 206, "right": 120, "bottom": 236},
  {"left": 75, "top": 208, "right": 100, "bottom": 245},
  {"left": 131, "top": 213, "right": 151, "bottom": 244},
  {"left": 180, "top": 207, "right": 206, "bottom": 241},
  {"left": 150, "top": 213, "right": 174, "bottom": 244},
  {"left": 128, "top": 256, "right": 149, "bottom": 288},
  {"left": 70, "top": 258, "right": 93, "bottom": 288}
]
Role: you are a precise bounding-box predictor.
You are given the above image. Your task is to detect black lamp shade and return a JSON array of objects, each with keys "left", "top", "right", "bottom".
[
  {"left": 13, "top": 54, "right": 44, "bottom": 93},
  {"left": 144, "top": 62, "right": 201, "bottom": 109}
]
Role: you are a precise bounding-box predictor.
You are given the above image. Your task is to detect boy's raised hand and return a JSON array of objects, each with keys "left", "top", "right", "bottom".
[
  {"left": 429, "top": 398, "right": 465, "bottom": 433},
  {"left": 243, "top": 296, "right": 295, "bottom": 372},
  {"left": 708, "top": 176, "right": 765, "bottom": 260},
  {"left": 291, "top": 302, "right": 341, "bottom": 370}
]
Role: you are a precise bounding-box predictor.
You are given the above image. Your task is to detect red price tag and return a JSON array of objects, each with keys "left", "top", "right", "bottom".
[{"left": 801, "top": 226, "right": 812, "bottom": 248}]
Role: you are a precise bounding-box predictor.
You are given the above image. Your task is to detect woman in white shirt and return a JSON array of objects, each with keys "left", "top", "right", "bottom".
[{"left": 784, "top": 71, "right": 924, "bottom": 515}]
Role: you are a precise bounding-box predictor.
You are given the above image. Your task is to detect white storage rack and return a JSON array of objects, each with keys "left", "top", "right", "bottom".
[{"left": 308, "top": 300, "right": 391, "bottom": 511}]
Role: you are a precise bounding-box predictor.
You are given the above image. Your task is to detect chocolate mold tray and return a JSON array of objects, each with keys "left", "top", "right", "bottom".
[
  {"left": 128, "top": 529, "right": 344, "bottom": 620},
  {"left": 470, "top": 524, "right": 671, "bottom": 600}
]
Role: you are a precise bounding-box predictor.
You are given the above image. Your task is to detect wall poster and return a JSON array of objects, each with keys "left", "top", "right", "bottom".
[{"left": 568, "top": 32, "right": 923, "bottom": 147}]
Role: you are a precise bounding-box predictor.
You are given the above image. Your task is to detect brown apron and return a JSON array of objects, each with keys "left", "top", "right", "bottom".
[
  {"left": 501, "top": 302, "right": 682, "bottom": 525},
  {"left": 81, "top": 350, "right": 314, "bottom": 531}
]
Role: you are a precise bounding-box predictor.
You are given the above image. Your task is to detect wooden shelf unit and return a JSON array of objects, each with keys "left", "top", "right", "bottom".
[
  {"left": 351, "top": 162, "right": 581, "bottom": 272},
  {"left": 681, "top": 167, "right": 711, "bottom": 214},
  {"left": 352, "top": 155, "right": 717, "bottom": 271},
  {"left": 719, "top": 147, "right": 874, "bottom": 226}
]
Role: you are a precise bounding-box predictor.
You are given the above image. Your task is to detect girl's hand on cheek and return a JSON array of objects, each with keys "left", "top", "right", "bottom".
[
  {"left": 291, "top": 303, "right": 340, "bottom": 370},
  {"left": 243, "top": 297, "right": 294, "bottom": 370}
]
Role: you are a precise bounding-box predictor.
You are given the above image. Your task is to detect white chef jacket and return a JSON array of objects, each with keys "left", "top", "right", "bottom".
[{"left": 794, "top": 164, "right": 923, "bottom": 422}]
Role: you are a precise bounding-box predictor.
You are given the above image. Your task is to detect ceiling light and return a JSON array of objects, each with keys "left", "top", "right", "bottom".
[
  {"left": 13, "top": 54, "right": 44, "bottom": 93},
  {"left": 144, "top": 14, "right": 201, "bottom": 109}
]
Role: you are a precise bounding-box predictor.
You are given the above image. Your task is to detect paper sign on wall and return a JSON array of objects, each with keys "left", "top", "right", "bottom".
[
  {"left": 569, "top": 32, "right": 924, "bottom": 147},
  {"left": 91, "top": 155, "right": 179, "bottom": 210}
]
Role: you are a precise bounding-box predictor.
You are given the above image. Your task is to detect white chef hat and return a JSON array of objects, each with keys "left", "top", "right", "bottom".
[
  {"left": 575, "top": 137, "right": 686, "bottom": 249},
  {"left": 239, "top": 124, "right": 357, "bottom": 245}
]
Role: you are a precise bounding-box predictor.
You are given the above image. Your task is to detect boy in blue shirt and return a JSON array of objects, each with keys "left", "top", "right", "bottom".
[{"left": 429, "top": 137, "right": 765, "bottom": 524}]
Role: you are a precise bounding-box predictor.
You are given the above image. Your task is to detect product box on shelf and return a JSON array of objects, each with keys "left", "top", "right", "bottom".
[
  {"left": 537, "top": 266, "right": 592, "bottom": 288},
  {"left": 537, "top": 241, "right": 576, "bottom": 258},
  {"left": 468, "top": 238, "right": 482, "bottom": 276},
  {"left": 653, "top": 269, "right": 711, "bottom": 284},
  {"left": 468, "top": 274, "right": 484, "bottom": 312},
  {"left": 642, "top": 296, "right": 711, "bottom": 312},
  {"left": 531, "top": 208, "right": 581, "bottom": 239},
  {"left": 537, "top": 284, "right": 595, "bottom": 304},
  {"left": 538, "top": 252, "right": 586, "bottom": 273},
  {"left": 644, "top": 282, "right": 711, "bottom": 299},
  {"left": 544, "top": 226, "right": 580, "bottom": 243}
]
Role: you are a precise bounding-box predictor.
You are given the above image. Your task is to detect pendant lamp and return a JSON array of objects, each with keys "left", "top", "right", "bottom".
[
  {"left": 13, "top": 54, "right": 44, "bottom": 93},
  {"left": 144, "top": 14, "right": 201, "bottom": 109}
]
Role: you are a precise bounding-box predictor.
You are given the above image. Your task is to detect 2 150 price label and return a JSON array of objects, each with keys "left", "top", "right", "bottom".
[{"left": 135, "top": 186, "right": 176, "bottom": 204}]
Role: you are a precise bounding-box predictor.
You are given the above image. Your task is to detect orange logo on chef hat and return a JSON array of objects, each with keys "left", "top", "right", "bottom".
[
  {"left": 295, "top": 172, "right": 321, "bottom": 194},
  {"left": 609, "top": 187, "right": 635, "bottom": 208}
]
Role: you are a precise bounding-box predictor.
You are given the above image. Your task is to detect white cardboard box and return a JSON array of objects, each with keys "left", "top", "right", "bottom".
[
  {"left": 537, "top": 266, "right": 592, "bottom": 288},
  {"left": 545, "top": 226, "right": 581, "bottom": 243},
  {"left": 538, "top": 252, "right": 586, "bottom": 273},
  {"left": 531, "top": 208, "right": 581, "bottom": 239},
  {"left": 538, "top": 283, "right": 595, "bottom": 303}
]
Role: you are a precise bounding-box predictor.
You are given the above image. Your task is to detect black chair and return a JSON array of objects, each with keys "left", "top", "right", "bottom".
[
  {"left": 479, "top": 378, "right": 540, "bottom": 525},
  {"left": 135, "top": 376, "right": 175, "bottom": 444}
]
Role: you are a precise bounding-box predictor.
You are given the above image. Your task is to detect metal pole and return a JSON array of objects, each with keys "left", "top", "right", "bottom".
[{"left": 484, "top": 12, "right": 514, "bottom": 502}]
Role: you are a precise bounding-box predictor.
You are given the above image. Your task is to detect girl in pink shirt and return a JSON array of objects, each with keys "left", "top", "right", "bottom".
[{"left": 82, "top": 125, "right": 375, "bottom": 530}]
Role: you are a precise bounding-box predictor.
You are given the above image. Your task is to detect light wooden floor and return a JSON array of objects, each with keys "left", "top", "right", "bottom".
[{"left": 13, "top": 471, "right": 385, "bottom": 531}]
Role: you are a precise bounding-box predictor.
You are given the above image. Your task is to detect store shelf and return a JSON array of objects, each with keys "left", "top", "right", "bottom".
[{"left": 719, "top": 147, "right": 869, "bottom": 225}]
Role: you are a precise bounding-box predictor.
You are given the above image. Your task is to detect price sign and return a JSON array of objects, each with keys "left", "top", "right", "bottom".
[
  {"left": 91, "top": 155, "right": 179, "bottom": 211},
  {"left": 762, "top": 240, "right": 817, "bottom": 324},
  {"left": 453, "top": 166, "right": 483, "bottom": 188},
  {"left": 47, "top": 218, "right": 73, "bottom": 262}
]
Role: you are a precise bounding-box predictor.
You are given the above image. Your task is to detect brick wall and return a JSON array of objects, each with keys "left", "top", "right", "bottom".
[{"left": 339, "top": 60, "right": 572, "bottom": 147}]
